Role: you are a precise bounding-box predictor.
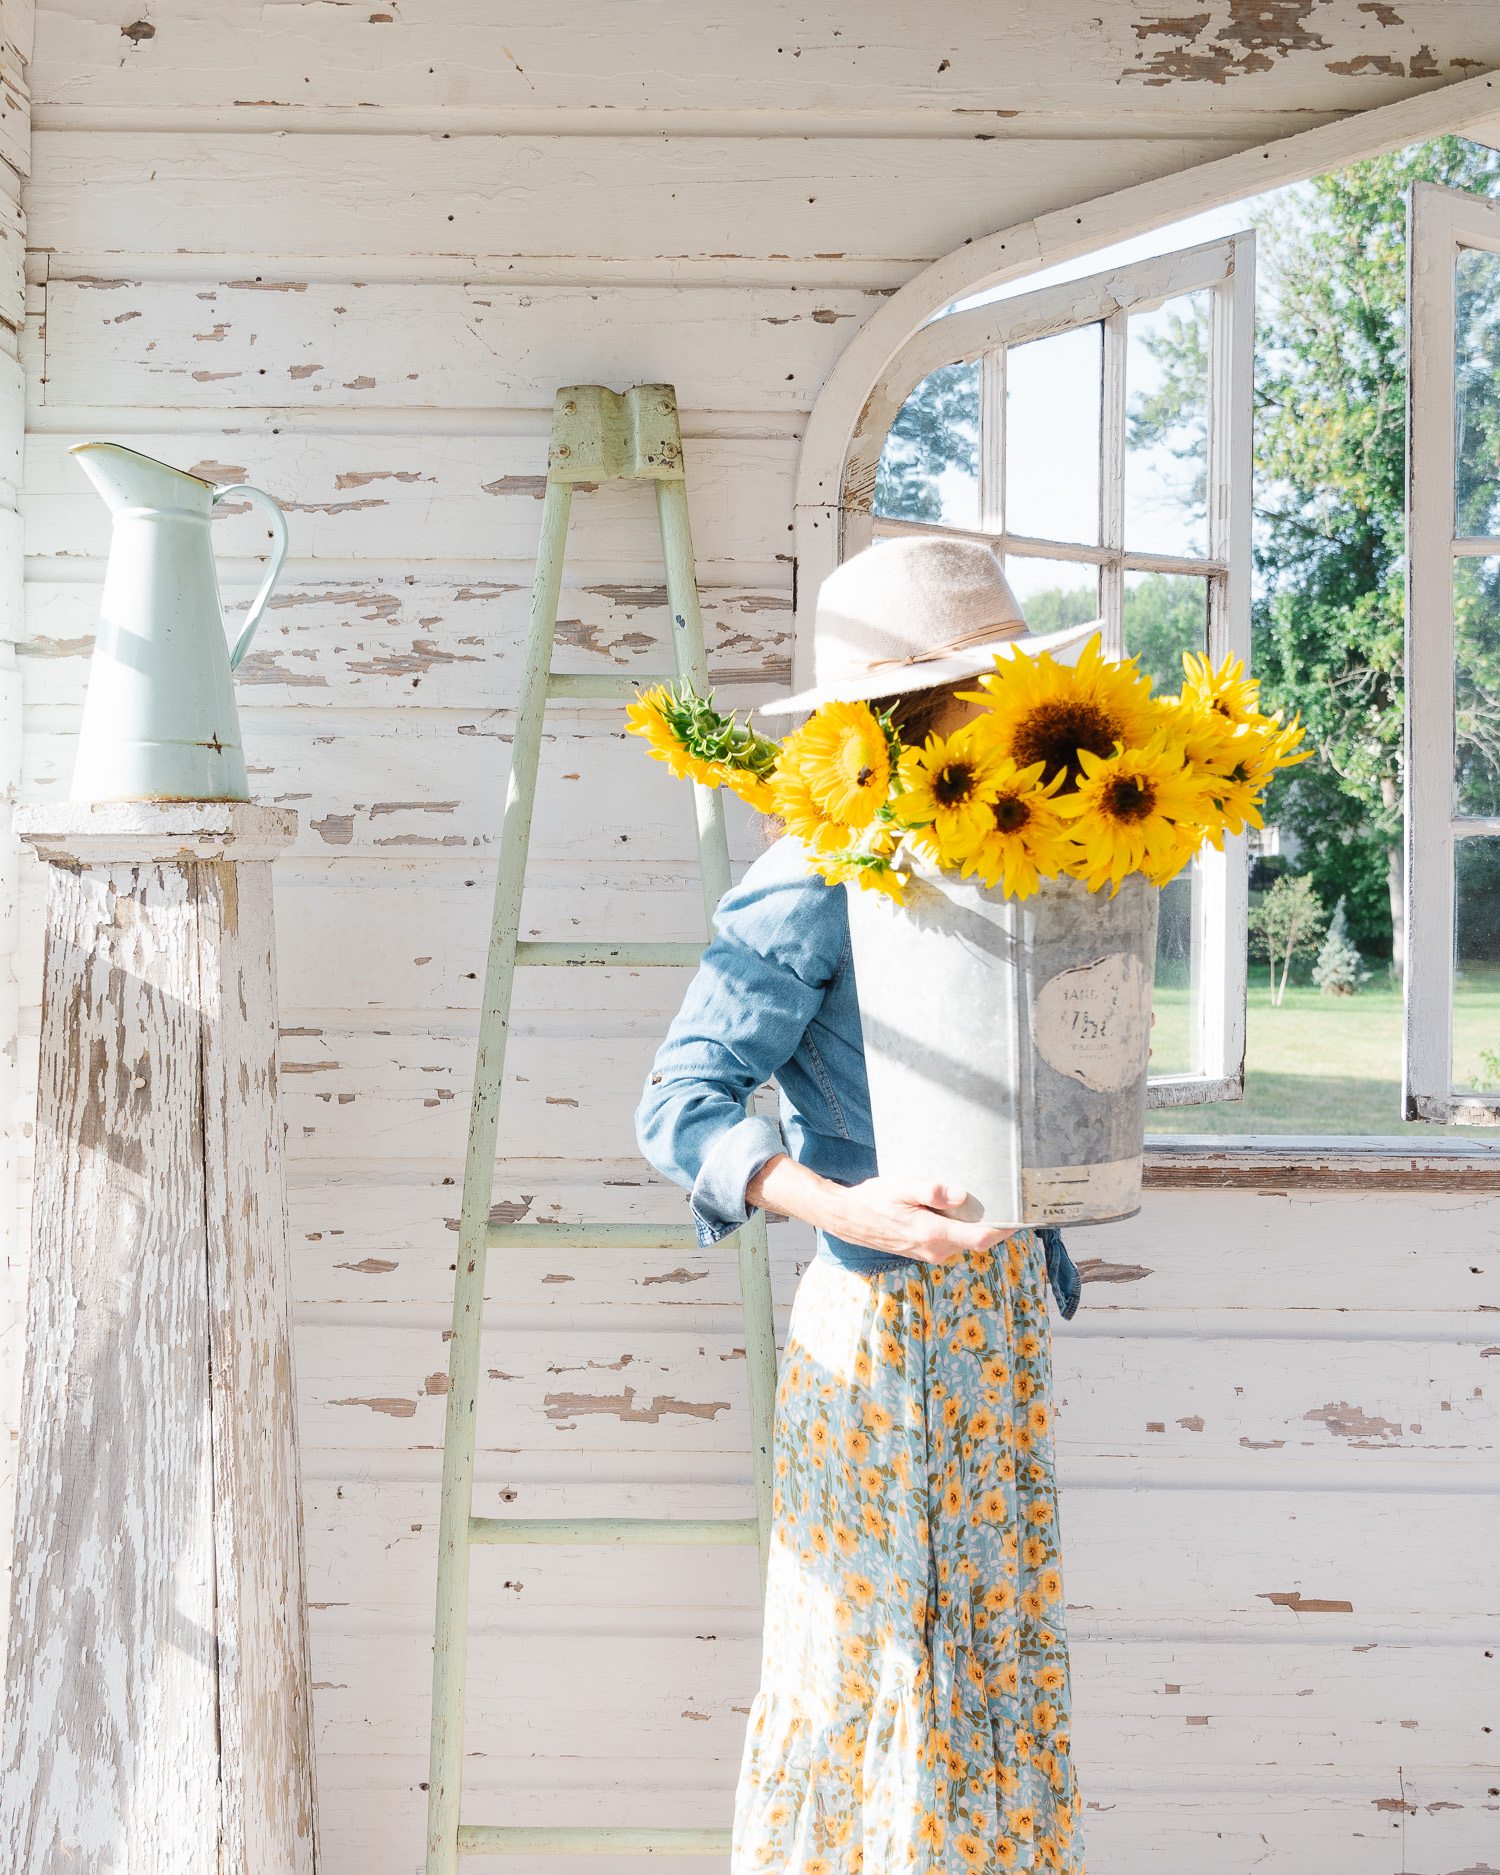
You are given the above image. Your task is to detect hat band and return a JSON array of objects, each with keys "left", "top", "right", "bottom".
[{"left": 862, "top": 618, "right": 1025, "bottom": 676}]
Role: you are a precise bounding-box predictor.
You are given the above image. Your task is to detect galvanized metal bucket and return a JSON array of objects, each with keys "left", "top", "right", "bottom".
[{"left": 846, "top": 858, "right": 1158, "bottom": 1228}]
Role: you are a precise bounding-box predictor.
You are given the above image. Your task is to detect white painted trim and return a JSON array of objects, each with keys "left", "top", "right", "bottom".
[
  {"left": 792, "top": 71, "right": 1500, "bottom": 1125},
  {"left": 867, "top": 237, "right": 1237, "bottom": 401},
  {"left": 801, "top": 223, "right": 1256, "bottom": 1106},
  {"left": 793, "top": 69, "right": 1500, "bottom": 693},
  {"left": 1405, "top": 179, "right": 1500, "bottom": 1127}
]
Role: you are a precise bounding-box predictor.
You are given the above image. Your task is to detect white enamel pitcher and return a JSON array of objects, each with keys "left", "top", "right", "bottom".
[{"left": 69, "top": 442, "right": 289, "bottom": 802}]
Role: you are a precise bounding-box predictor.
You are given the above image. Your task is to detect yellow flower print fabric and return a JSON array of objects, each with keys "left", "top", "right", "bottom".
[{"left": 733, "top": 1231, "right": 1083, "bottom": 1875}]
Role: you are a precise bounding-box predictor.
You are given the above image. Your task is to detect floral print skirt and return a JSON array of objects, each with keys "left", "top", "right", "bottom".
[{"left": 732, "top": 1231, "right": 1084, "bottom": 1875}]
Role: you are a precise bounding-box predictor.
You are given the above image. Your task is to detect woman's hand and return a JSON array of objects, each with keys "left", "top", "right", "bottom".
[{"left": 746, "top": 1154, "right": 1008, "bottom": 1265}]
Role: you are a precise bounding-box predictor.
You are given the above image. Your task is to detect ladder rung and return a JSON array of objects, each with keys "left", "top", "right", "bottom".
[
  {"left": 486, "top": 1222, "right": 729, "bottom": 1250},
  {"left": 457, "top": 1826, "right": 732, "bottom": 1856},
  {"left": 546, "top": 672, "right": 676, "bottom": 700},
  {"left": 468, "top": 1516, "right": 759, "bottom": 1546},
  {"left": 515, "top": 941, "right": 705, "bottom": 967}
]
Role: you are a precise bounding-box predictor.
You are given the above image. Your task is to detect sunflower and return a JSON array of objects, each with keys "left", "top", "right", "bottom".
[
  {"left": 949, "top": 758, "right": 1071, "bottom": 899},
  {"left": 896, "top": 722, "right": 1013, "bottom": 853},
  {"left": 625, "top": 680, "right": 782, "bottom": 805},
  {"left": 1179, "top": 649, "right": 1263, "bottom": 728},
  {"left": 809, "top": 847, "right": 910, "bottom": 905},
  {"left": 965, "top": 635, "right": 1160, "bottom": 791},
  {"left": 1153, "top": 692, "right": 1242, "bottom": 777},
  {"left": 625, "top": 684, "right": 721, "bottom": 787},
  {"left": 779, "top": 699, "right": 894, "bottom": 830},
  {"left": 1188, "top": 714, "right": 1309, "bottom": 849},
  {"left": 725, "top": 767, "right": 780, "bottom": 814},
  {"left": 769, "top": 767, "right": 852, "bottom": 855},
  {"left": 1055, "top": 731, "right": 1210, "bottom": 892}
]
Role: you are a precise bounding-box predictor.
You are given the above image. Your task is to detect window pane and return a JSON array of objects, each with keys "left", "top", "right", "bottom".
[
  {"left": 1454, "top": 555, "right": 1500, "bottom": 817},
  {"left": 1455, "top": 246, "right": 1500, "bottom": 540},
  {"left": 1150, "top": 861, "right": 1202, "bottom": 1078},
  {"left": 873, "top": 361, "right": 979, "bottom": 528},
  {"left": 1123, "top": 572, "right": 1208, "bottom": 695},
  {"left": 1004, "top": 325, "right": 1101, "bottom": 545},
  {"left": 1125, "top": 290, "right": 1210, "bottom": 559},
  {"left": 1003, "top": 556, "right": 1100, "bottom": 634},
  {"left": 1452, "top": 835, "right": 1500, "bottom": 1091}
]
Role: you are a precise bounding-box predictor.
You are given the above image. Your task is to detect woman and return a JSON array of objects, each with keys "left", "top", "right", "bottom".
[{"left": 636, "top": 538, "right": 1094, "bottom": 1875}]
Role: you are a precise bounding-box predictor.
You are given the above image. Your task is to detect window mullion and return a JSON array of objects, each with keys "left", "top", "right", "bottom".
[
  {"left": 1405, "top": 183, "right": 1465, "bottom": 1119},
  {"left": 979, "top": 349, "right": 1005, "bottom": 538},
  {"left": 1100, "top": 309, "right": 1127, "bottom": 654},
  {"left": 1192, "top": 237, "right": 1255, "bottom": 1090}
]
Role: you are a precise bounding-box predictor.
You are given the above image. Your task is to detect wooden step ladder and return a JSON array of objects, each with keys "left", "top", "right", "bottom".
[{"left": 426, "top": 384, "right": 779, "bottom": 1874}]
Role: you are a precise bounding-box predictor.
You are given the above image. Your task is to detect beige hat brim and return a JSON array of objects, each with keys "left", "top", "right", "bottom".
[{"left": 756, "top": 616, "right": 1102, "bottom": 719}]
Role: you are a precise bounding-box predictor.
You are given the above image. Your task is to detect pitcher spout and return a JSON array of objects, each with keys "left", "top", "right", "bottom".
[{"left": 69, "top": 441, "right": 216, "bottom": 516}]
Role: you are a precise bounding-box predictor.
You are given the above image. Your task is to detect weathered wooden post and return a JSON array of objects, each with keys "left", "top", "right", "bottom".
[{"left": 0, "top": 802, "right": 318, "bottom": 1875}]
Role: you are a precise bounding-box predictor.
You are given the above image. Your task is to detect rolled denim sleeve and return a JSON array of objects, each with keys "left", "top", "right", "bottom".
[{"left": 636, "top": 845, "right": 846, "bottom": 1245}]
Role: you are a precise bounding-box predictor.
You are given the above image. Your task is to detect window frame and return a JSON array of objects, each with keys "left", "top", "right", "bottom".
[
  {"left": 843, "top": 233, "right": 1257, "bottom": 1108},
  {"left": 1404, "top": 179, "right": 1500, "bottom": 1125}
]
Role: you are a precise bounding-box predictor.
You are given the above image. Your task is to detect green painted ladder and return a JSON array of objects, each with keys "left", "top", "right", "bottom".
[{"left": 426, "top": 384, "right": 779, "bottom": 1873}]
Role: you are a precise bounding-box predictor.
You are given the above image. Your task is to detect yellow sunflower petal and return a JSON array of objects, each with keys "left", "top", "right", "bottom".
[
  {"left": 1054, "top": 731, "right": 1210, "bottom": 892},
  {"left": 624, "top": 685, "right": 722, "bottom": 788},
  {"left": 1180, "top": 650, "right": 1262, "bottom": 727},
  {"left": 894, "top": 722, "right": 1017, "bottom": 857},
  {"left": 946, "top": 757, "right": 1073, "bottom": 900},
  {"left": 726, "top": 767, "right": 780, "bottom": 813},
  {"left": 970, "top": 635, "right": 1160, "bottom": 792},
  {"left": 780, "top": 699, "right": 893, "bottom": 829}
]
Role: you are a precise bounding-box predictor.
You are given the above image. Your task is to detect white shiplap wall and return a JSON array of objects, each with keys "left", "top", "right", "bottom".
[{"left": 5, "top": 5, "right": 1500, "bottom": 1872}]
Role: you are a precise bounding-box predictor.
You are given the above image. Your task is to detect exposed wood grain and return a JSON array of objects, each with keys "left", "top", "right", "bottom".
[
  {"left": 1, "top": 806, "right": 317, "bottom": 1873},
  {"left": 0, "top": 858, "right": 221, "bottom": 1870},
  {"left": 309, "top": 1759, "right": 1498, "bottom": 1875},
  {"left": 23, "top": 131, "right": 1210, "bottom": 270},
  {"left": 20, "top": 574, "right": 793, "bottom": 708},
  {"left": 22, "top": 429, "right": 795, "bottom": 569},
  {"left": 21, "top": 717, "right": 753, "bottom": 867},
  {"left": 278, "top": 1172, "right": 1500, "bottom": 1313},
  {"left": 301, "top": 1618, "right": 1496, "bottom": 1763},
  {"left": 295, "top": 1470, "right": 1500, "bottom": 1615},
  {"left": 288, "top": 1316, "right": 1500, "bottom": 1462},
  {"left": 40, "top": 281, "right": 879, "bottom": 412},
  {"left": 0, "top": 46, "right": 27, "bottom": 180},
  {"left": 1141, "top": 1138, "right": 1500, "bottom": 1190},
  {"left": 198, "top": 857, "right": 320, "bottom": 1873},
  {"left": 26, "top": 0, "right": 1500, "bottom": 119}
]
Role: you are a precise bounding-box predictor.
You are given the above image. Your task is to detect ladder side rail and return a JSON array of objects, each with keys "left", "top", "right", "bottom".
[
  {"left": 656, "top": 478, "right": 779, "bottom": 1588},
  {"left": 458, "top": 1826, "right": 733, "bottom": 1856},
  {"left": 426, "top": 477, "right": 575, "bottom": 1875}
]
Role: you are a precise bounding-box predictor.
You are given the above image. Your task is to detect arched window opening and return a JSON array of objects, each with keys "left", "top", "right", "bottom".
[{"left": 849, "top": 236, "right": 1256, "bottom": 1106}]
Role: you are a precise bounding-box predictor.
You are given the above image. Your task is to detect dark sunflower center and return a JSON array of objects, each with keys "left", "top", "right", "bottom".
[
  {"left": 1104, "top": 775, "right": 1155, "bottom": 822},
  {"left": 992, "top": 795, "right": 1031, "bottom": 834},
  {"left": 1212, "top": 698, "right": 1233, "bottom": 719},
  {"left": 1011, "top": 700, "right": 1121, "bottom": 788},
  {"left": 932, "top": 762, "right": 977, "bottom": 809}
]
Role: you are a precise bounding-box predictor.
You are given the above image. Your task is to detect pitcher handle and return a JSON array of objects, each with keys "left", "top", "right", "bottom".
[{"left": 213, "top": 483, "right": 290, "bottom": 670}]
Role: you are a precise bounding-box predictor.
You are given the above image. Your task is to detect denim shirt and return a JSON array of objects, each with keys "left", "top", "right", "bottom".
[{"left": 634, "top": 835, "right": 1081, "bottom": 1318}]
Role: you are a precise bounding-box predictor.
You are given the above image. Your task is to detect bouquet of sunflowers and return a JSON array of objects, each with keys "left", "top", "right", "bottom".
[{"left": 627, "top": 635, "right": 1305, "bottom": 906}]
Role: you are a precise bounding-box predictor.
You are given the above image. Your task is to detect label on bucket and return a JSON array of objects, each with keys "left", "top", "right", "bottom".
[
  {"left": 1032, "top": 950, "right": 1148, "bottom": 1094},
  {"left": 1022, "top": 1157, "right": 1141, "bottom": 1223}
]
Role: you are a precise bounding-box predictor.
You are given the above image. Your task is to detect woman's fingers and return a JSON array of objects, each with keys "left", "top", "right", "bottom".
[
  {"left": 911, "top": 1216, "right": 1007, "bottom": 1258},
  {"left": 821, "top": 1176, "right": 1014, "bottom": 1261},
  {"left": 893, "top": 1179, "right": 970, "bottom": 1212}
]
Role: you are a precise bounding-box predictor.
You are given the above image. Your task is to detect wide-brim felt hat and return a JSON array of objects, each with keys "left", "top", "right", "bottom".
[{"left": 757, "top": 535, "right": 1100, "bottom": 719}]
